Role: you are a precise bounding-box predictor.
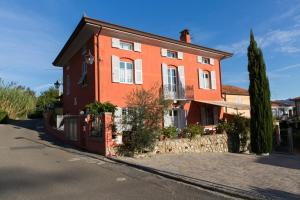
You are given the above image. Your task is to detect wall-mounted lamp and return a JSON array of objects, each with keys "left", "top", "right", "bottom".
[{"left": 84, "top": 49, "right": 95, "bottom": 65}]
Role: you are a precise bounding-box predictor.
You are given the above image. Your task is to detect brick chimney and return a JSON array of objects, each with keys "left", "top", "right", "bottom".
[{"left": 180, "top": 29, "right": 191, "bottom": 43}]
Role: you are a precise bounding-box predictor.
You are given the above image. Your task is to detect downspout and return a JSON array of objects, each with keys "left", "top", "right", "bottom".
[{"left": 96, "top": 26, "right": 102, "bottom": 102}]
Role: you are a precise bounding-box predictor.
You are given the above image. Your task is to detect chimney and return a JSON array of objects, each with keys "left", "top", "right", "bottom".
[{"left": 180, "top": 29, "right": 191, "bottom": 43}]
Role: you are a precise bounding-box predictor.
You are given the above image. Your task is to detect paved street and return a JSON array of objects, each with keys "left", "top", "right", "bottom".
[
  {"left": 0, "top": 120, "right": 235, "bottom": 200},
  {"left": 120, "top": 151, "right": 300, "bottom": 199}
]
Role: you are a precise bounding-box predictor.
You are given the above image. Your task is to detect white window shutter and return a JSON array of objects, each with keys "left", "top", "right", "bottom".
[
  {"left": 162, "top": 63, "right": 168, "bottom": 98},
  {"left": 134, "top": 42, "right": 142, "bottom": 52},
  {"left": 211, "top": 70, "right": 216, "bottom": 90},
  {"left": 210, "top": 58, "right": 215, "bottom": 65},
  {"left": 112, "top": 38, "right": 120, "bottom": 48},
  {"left": 164, "top": 110, "right": 172, "bottom": 127},
  {"left": 198, "top": 69, "right": 204, "bottom": 89},
  {"left": 178, "top": 52, "right": 183, "bottom": 59},
  {"left": 197, "top": 56, "right": 203, "bottom": 63},
  {"left": 112, "top": 55, "right": 120, "bottom": 82},
  {"left": 134, "top": 59, "right": 143, "bottom": 84},
  {"left": 114, "top": 107, "right": 123, "bottom": 133},
  {"left": 161, "top": 48, "right": 167, "bottom": 57},
  {"left": 178, "top": 65, "right": 185, "bottom": 99}
]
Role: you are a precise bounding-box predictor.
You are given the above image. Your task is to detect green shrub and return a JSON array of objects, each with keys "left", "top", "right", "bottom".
[
  {"left": 120, "top": 85, "right": 170, "bottom": 154},
  {"left": 0, "top": 80, "right": 36, "bottom": 119},
  {"left": 161, "top": 126, "right": 177, "bottom": 138},
  {"left": 0, "top": 110, "right": 8, "bottom": 124},
  {"left": 182, "top": 124, "right": 204, "bottom": 139},
  {"left": 85, "top": 101, "right": 116, "bottom": 115},
  {"left": 220, "top": 114, "right": 250, "bottom": 153}
]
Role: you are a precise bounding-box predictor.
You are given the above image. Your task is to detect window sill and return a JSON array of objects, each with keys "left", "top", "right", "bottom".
[{"left": 116, "top": 82, "right": 134, "bottom": 85}]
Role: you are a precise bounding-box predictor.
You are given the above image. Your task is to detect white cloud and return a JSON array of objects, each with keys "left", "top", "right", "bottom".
[
  {"left": 272, "top": 63, "right": 300, "bottom": 72},
  {"left": 217, "top": 28, "right": 300, "bottom": 55},
  {"left": 215, "top": 40, "right": 248, "bottom": 55}
]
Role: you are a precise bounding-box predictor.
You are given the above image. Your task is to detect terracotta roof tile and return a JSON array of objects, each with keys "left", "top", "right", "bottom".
[{"left": 222, "top": 85, "right": 249, "bottom": 95}]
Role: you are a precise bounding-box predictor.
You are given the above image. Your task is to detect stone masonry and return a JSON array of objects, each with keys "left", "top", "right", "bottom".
[{"left": 152, "top": 134, "right": 229, "bottom": 155}]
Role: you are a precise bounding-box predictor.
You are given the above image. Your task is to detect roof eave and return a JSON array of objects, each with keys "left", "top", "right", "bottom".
[{"left": 53, "top": 17, "right": 233, "bottom": 67}]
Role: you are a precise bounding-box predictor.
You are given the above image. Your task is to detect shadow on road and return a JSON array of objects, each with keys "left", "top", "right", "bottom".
[
  {"left": 255, "top": 154, "right": 300, "bottom": 170},
  {"left": 251, "top": 186, "right": 300, "bottom": 200}
]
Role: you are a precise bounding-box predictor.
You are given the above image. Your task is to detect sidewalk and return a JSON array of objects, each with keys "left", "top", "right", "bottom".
[{"left": 117, "top": 152, "right": 300, "bottom": 200}]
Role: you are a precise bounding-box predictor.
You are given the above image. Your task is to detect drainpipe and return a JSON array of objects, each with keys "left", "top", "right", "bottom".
[{"left": 96, "top": 26, "right": 102, "bottom": 102}]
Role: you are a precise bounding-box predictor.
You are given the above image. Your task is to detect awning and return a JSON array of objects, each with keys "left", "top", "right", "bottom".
[{"left": 194, "top": 100, "right": 250, "bottom": 110}]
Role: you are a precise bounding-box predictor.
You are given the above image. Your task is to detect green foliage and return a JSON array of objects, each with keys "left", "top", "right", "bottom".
[
  {"left": 182, "top": 124, "right": 204, "bottom": 139},
  {"left": 247, "top": 30, "right": 273, "bottom": 154},
  {"left": 85, "top": 101, "right": 117, "bottom": 115},
  {"left": 0, "top": 110, "right": 8, "bottom": 124},
  {"left": 121, "top": 85, "right": 170, "bottom": 154},
  {"left": 161, "top": 126, "right": 177, "bottom": 138},
  {"left": 0, "top": 79, "right": 36, "bottom": 119},
  {"left": 218, "top": 115, "right": 250, "bottom": 153},
  {"left": 36, "top": 87, "right": 59, "bottom": 111}
]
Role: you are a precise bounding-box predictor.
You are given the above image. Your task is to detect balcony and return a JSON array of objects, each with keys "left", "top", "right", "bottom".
[{"left": 163, "top": 84, "right": 194, "bottom": 100}]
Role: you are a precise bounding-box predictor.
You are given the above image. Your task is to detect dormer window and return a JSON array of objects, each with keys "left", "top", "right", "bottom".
[{"left": 120, "top": 41, "right": 133, "bottom": 51}]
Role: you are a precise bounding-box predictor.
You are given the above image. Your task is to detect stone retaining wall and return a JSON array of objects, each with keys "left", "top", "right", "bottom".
[{"left": 153, "top": 134, "right": 230, "bottom": 154}]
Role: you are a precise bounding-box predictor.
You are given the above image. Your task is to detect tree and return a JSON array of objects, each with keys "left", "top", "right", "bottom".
[
  {"left": 121, "top": 85, "right": 170, "bottom": 154},
  {"left": 36, "top": 87, "right": 59, "bottom": 111},
  {"left": 247, "top": 30, "right": 273, "bottom": 154}
]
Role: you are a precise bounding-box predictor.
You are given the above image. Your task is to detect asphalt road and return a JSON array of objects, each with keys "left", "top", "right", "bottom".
[{"left": 0, "top": 120, "right": 236, "bottom": 200}]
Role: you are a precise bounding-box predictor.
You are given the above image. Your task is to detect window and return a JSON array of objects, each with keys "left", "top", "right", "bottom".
[
  {"left": 122, "top": 108, "right": 134, "bottom": 124},
  {"left": 201, "top": 106, "right": 214, "bottom": 126},
  {"left": 78, "top": 62, "right": 87, "bottom": 86},
  {"left": 167, "top": 50, "right": 178, "bottom": 58},
  {"left": 119, "top": 61, "right": 133, "bottom": 83},
  {"left": 120, "top": 41, "right": 133, "bottom": 50},
  {"left": 203, "top": 71, "right": 210, "bottom": 89},
  {"left": 167, "top": 67, "right": 177, "bottom": 96},
  {"left": 202, "top": 57, "right": 210, "bottom": 64}
]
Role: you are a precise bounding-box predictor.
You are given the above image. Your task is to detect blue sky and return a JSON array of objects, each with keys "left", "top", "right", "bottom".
[{"left": 0, "top": 0, "right": 299, "bottom": 99}]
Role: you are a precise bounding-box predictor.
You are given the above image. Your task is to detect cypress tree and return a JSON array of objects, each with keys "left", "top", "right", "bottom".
[{"left": 247, "top": 30, "right": 273, "bottom": 154}]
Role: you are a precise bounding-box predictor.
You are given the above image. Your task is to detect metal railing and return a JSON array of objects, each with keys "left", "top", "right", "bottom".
[{"left": 163, "top": 85, "right": 194, "bottom": 100}]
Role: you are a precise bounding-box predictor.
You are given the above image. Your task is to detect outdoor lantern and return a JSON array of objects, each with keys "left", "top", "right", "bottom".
[
  {"left": 54, "top": 80, "right": 60, "bottom": 89},
  {"left": 84, "top": 49, "right": 94, "bottom": 65}
]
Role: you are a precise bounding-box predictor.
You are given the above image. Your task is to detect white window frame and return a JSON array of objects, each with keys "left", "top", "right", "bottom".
[
  {"left": 120, "top": 41, "right": 133, "bottom": 51},
  {"left": 166, "top": 50, "right": 178, "bottom": 59},
  {"left": 203, "top": 71, "right": 210, "bottom": 89},
  {"left": 167, "top": 67, "right": 178, "bottom": 97},
  {"left": 119, "top": 61, "right": 133, "bottom": 84}
]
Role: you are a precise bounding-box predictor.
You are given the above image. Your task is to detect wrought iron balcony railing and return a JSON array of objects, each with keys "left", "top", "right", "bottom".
[{"left": 162, "top": 85, "right": 194, "bottom": 100}]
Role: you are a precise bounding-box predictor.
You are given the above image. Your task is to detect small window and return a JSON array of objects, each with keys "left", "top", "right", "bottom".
[
  {"left": 167, "top": 50, "right": 178, "bottom": 58},
  {"left": 202, "top": 57, "right": 210, "bottom": 64},
  {"left": 122, "top": 108, "right": 134, "bottom": 123},
  {"left": 120, "top": 41, "right": 133, "bottom": 51},
  {"left": 119, "top": 61, "right": 133, "bottom": 83},
  {"left": 203, "top": 71, "right": 210, "bottom": 89}
]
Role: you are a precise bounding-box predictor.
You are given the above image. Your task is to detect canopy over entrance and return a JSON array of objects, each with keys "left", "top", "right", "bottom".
[{"left": 193, "top": 100, "right": 250, "bottom": 110}]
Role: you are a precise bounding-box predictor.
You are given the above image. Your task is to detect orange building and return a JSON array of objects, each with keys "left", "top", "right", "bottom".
[{"left": 53, "top": 17, "right": 232, "bottom": 131}]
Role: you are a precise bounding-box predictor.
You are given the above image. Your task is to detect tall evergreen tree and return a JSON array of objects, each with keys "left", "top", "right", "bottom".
[{"left": 247, "top": 30, "right": 273, "bottom": 154}]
